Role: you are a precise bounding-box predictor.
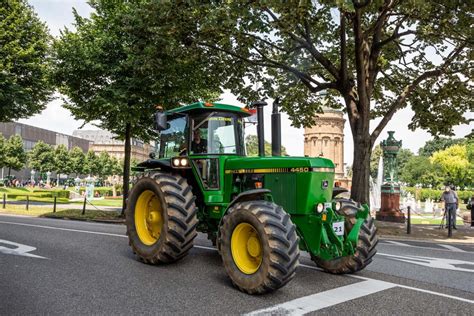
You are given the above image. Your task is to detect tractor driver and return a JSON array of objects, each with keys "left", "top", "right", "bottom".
[{"left": 191, "top": 129, "right": 207, "bottom": 154}]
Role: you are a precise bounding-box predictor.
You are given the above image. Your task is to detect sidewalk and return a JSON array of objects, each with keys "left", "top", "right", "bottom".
[{"left": 376, "top": 220, "right": 474, "bottom": 244}]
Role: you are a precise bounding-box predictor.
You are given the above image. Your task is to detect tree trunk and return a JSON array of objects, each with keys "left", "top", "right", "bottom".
[
  {"left": 121, "top": 123, "right": 132, "bottom": 216},
  {"left": 350, "top": 130, "right": 372, "bottom": 205}
]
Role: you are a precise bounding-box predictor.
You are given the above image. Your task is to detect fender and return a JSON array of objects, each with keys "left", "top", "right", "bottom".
[
  {"left": 226, "top": 189, "right": 273, "bottom": 211},
  {"left": 133, "top": 159, "right": 172, "bottom": 172}
]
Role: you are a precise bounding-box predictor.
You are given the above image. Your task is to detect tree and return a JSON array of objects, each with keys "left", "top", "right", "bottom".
[
  {"left": 52, "top": 1, "right": 222, "bottom": 214},
  {"left": 0, "top": 0, "right": 53, "bottom": 122},
  {"left": 418, "top": 137, "right": 465, "bottom": 157},
  {"left": 245, "top": 135, "right": 288, "bottom": 156},
  {"left": 0, "top": 134, "right": 6, "bottom": 171},
  {"left": 84, "top": 150, "right": 100, "bottom": 176},
  {"left": 369, "top": 145, "right": 383, "bottom": 179},
  {"left": 28, "top": 141, "right": 54, "bottom": 174},
  {"left": 399, "top": 155, "right": 443, "bottom": 187},
  {"left": 69, "top": 146, "right": 86, "bottom": 177},
  {"left": 5, "top": 134, "right": 26, "bottom": 176},
  {"left": 173, "top": 1, "right": 472, "bottom": 203},
  {"left": 97, "top": 151, "right": 112, "bottom": 180},
  {"left": 54, "top": 144, "right": 71, "bottom": 181},
  {"left": 430, "top": 144, "right": 470, "bottom": 187}
]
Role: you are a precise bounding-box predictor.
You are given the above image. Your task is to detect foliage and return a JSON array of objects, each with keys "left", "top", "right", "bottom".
[
  {"left": 245, "top": 135, "right": 288, "bottom": 157},
  {"left": 0, "top": 0, "right": 53, "bottom": 122},
  {"left": 403, "top": 187, "right": 473, "bottom": 203},
  {"left": 53, "top": 144, "right": 71, "bottom": 178},
  {"left": 28, "top": 141, "right": 54, "bottom": 173},
  {"left": 170, "top": 1, "right": 473, "bottom": 203},
  {"left": 400, "top": 156, "right": 444, "bottom": 187},
  {"left": 4, "top": 134, "right": 27, "bottom": 174},
  {"left": 430, "top": 144, "right": 470, "bottom": 187},
  {"left": 0, "top": 134, "right": 6, "bottom": 169},
  {"left": 418, "top": 137, "right": 465, "bottom": 157},
  {"left": 69, "top": 146, "right": 86, "bottom": 176},
  {"left": 52, "top": 1, "right": 223, "bottom": 212},
  {"left": 83, "top": 150, "right": 100, "bottom": 176},
  {"left": 370, "top": 145, "right": 412, "bottom": 180}
]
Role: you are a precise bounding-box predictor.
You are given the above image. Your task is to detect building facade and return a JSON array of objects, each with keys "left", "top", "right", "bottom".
[
  {"left": 72, "top": 130, "right": 155, "bottom": 162},
  {"left": 0, "top": 122, "right": 91, "bottom": 180},
  {"left": 303, "top": 108, "right": 345, "bottom": 179}
]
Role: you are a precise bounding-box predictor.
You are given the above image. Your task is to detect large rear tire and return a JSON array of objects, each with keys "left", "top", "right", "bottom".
[
  {"left": 125, "top": 171, "right": 198, "bottom": 263},
  {"left": 312, "top": 199, "right": 378, "bottom": 274},
  {"left": 218, "top": 201, "right": 300, "bottom": 294}
]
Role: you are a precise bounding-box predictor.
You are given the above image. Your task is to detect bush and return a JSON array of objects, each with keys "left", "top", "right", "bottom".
[
  {"left": 32, "top": 189, "right": 70, "bottom": 199},
  {"left": 403, "top": 187, "right": 473, "bottom": 203}
]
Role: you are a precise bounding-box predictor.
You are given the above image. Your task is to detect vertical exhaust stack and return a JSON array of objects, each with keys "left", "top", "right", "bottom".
[
  {"left": 271, "top": 98, "right": 281, "bottom": 156},
  {"left": 250, "top": 100, "right": 268, "bottom": 157}
]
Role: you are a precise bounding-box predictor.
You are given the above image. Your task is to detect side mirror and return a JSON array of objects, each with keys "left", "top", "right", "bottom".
[{"left": 154, "top": 112, "right": 167, "bottom": 131}]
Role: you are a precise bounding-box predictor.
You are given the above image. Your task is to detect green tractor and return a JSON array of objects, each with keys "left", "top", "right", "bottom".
[{"left": 126, "top": 101, "right": 377, "bottom": 294}]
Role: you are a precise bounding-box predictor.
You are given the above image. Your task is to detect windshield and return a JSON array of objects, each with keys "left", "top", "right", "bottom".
[
  {"left": 158, "top": 115, "right": 187, "bottom": 158},
  {"left": 191, "top": 112, "right": 243, "bottom": 155}
]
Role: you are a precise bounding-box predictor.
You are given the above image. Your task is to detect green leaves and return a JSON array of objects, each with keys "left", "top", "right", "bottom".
[
  {"left": 4, "top": 134, "right": 26, "bottom": 172},
  {"left": 0, "top": 0, "right": 53, "bottom": 122},
  {"left": 28, "top": 141, "right": 55, "bottom": 173}
]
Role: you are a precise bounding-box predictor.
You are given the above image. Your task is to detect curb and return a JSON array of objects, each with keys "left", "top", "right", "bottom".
[
  {"left": 379, "top": 234, "right": 474, "bottom": 246},
  {"left": 40, "top": 215, "right": 125, "bottom": 224}
]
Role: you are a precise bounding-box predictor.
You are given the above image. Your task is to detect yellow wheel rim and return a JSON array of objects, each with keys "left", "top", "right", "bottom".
[
  {"left": 135, "top": 190, "right": 163, "bottom": 246},
  {"left": 231, "top": 222, "right": 263, "bottom": 274}
]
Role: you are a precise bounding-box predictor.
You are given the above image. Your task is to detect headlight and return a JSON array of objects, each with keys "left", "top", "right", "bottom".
[
  {"left": 172, "top": 158, "right": 180, "bottom": 167},
  {"left": 316, "top": 203, "right": 324, "bottom": 213},
  {"left": 334, "top": 201, "right": 341, "bottom": 211},
  {"left": 180, "top": 158, "right": 188, "bottom": 167}
]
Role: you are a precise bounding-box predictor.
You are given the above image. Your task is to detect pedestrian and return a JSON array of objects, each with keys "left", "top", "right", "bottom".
[{"left": 440, "top": 185, "right": 458, "bottom": 230}]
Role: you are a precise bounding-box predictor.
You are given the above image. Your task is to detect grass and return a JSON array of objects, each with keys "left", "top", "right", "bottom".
[
  {"left": 41, "top": 209, "right": 122, "bottom": 221},
  {"left": 409, "top": 217, "right": 464, "bottom": 225},
  {"left": 12, "top": 196, "right": 70, "bottom": 204},
  {"left": 70, "top": 198, "right": 122, "bottom": 207},
  {"left": 0, "top": 205, "right": 122, "bottom": 221}
]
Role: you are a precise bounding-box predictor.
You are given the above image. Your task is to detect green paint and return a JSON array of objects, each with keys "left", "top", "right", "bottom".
[{"left": 139, "top": 103, "right": 371, "bottom": 262}]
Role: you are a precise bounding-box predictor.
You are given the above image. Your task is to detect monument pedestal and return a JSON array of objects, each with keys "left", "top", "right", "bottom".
[{"left": 376, "top": 184, "right": 405, "bottom": 223}]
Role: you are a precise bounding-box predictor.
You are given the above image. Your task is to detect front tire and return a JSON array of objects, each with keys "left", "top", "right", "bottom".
[
  {"left": 218, "top": 201, "right": 300, "bottom": 294},
  {"left": 125, "top": 172, "right": 198, "bottom": 264},
  {"left": 313, "top": 199, "right": 378, "bottom": 274}
]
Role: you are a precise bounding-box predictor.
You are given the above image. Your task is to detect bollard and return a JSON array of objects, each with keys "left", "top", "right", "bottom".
[
  {"left": 26, "top": 195, "right": 29, "bottom": 211},
  {"left": 2, "top": 193, "right": 5, "bottom": 209},
  {"left": 82, "top": 196, "right": 86, "bottom": 215},
  {"left": 53, "top": 196, "right": 57, "bottom": 213},
  {"left": 407, "top": 206, "right": 411, "bottom": 234}
]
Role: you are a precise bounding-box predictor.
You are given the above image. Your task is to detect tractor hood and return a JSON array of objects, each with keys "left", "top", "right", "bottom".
[{"left": 224, "top": 156, "right": 335, "bottom": 173}]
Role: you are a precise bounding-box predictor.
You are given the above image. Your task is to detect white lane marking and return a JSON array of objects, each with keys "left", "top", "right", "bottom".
[
  {"left": 300, "top": 264, "right": 474, "bottom": 304},
  {"left": 381, "top": 240, "right": 473, "bottom": 254},
  {"left": 0, "top": 239, "right": 47, "bottom": 259},
  {"left": 378, "top": 252, "right": 474, "bottom": 273},
  {"left": 438, "top": 244, "right": 467, "bottom": 252},
  {"left": 1, "top": 219, "right": 473, "bottom": 305},
  {"left": 245, "top": 279, "right": 395, "bottom": 316},
  {"left": 0, "top": 220, "right": 127, "bottom": 238}
]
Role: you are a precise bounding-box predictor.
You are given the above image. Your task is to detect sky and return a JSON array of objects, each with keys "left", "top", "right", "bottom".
[{"left": 21, "top": 0, "right": 473, "bottom": 165}]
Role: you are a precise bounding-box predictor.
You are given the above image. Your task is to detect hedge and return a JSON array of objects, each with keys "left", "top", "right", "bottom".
[
  {"left": 32, "top": 189, "right": 70, "bottom": 199},
  {"left": 403, "top": 187, "right": 473, "bottom": 203}
]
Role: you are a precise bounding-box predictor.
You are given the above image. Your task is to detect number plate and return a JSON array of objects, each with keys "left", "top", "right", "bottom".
[{"left": 332, "top": 222, "right": 345, "bottom": 236}]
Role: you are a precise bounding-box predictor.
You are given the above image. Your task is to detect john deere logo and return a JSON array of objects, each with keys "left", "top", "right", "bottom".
[{"left": 322, "top": 180, "right": 329, "bottom": 189}]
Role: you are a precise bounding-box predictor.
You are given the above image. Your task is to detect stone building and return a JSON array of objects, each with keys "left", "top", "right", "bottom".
[
  {"left": 0, "top": 122, "right": 91, "bottom": 180},
  {"left": 72, "top": 130, "right": 155, "bottom": 162},
  {"left": 303, "top": 108, "right": 346, "bottom": 179}
]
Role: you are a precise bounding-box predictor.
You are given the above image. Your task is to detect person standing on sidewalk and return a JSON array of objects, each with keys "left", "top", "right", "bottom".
[{"left": 440, "top": 186, "right": 458, "bottom": 230}]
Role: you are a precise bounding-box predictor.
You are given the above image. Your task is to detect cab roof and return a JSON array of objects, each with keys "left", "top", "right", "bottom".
[{"left": 166, "top": 101, "right": 251, "bottom": 117}]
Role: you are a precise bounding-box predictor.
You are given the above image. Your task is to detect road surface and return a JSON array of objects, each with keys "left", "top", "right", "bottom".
[{"left": 1, "top": 214, "right": 473, "bottom": 315}]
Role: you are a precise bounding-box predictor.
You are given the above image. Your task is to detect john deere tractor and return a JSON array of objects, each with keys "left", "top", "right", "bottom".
[{"left": 126, "top": 101, "right": 377, "bottom": 294}]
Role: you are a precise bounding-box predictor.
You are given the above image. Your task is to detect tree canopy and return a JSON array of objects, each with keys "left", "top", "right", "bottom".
[
  {"left": 0, "top": 0, "right": 53, "bottom": 122},
  {"left": 52, "top": 1, "right": 223, "bottom": 212},
  {"left": 4, "top": 134, "right": 26, "bottom": 175},
  {"left": 418, "top": 137, "right": 465, "bottom": 157},
  {"left": 430, "top": 144, "right": 470, "bottom": 187},
  {"left": 166, "top": 1, "right": 473, "bottom": 203},
  {"left": 28, "top": 141, "right": 55, "bottom": 173},
  {"left": 54, "top": 144, "right": 72, "bottom": 178}
]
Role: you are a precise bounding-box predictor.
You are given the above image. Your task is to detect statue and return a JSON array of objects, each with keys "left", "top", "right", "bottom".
[{"left": 376, "top": 131, "right": 405, "bottom": 223}]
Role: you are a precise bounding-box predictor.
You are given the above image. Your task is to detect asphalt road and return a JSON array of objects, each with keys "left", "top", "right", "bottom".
[{"left": 1, "top": 214, "right": 473, "bottom": 315}]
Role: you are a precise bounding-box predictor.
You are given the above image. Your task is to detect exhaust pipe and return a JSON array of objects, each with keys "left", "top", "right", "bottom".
[
  {"left": 250, "top": 100, "right": 267, "bottom": 157},
  {"left": 271, "top": 98, "right": 281, "bottom": 156}
]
